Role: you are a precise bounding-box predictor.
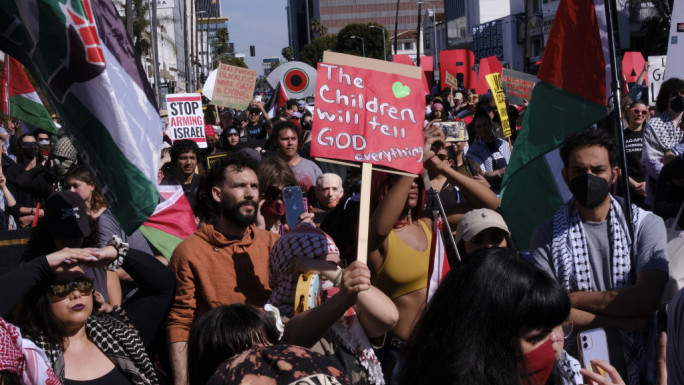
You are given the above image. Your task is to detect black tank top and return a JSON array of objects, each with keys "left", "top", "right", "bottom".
[{"left": 64, "top": 367, "right": 132, "bottom": 385}]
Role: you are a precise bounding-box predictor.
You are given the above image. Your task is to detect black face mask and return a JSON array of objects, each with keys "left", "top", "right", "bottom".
[
  {"left": 21, "top": 146, "right": 37, "bottom": 160},
  {"left": 671, "top": 96, "right": 684, "bottom": 113},
  {"left": 569, "top": 173, "right": 612, "bottom": 208}
]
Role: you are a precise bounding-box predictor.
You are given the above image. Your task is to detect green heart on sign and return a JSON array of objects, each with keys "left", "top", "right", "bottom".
[{"left": 392, "top": 81, "right": 411, "bottom": 98}]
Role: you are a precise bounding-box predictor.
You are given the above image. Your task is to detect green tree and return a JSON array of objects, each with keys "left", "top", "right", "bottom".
[
  {"left": 310, "top": 18, "right": 328, "bottom": 38},
  {"left": 270, "top": 59, "right": 282, "bottom": 71},
  {"left": 221, "top": 56, "right": 247, "bottom": 68},
  {"left": 211, "top": 28, "right": 232, "bottom": 68},
  {"left": 299, "top": 34, "right": 338, "bottom": 67},
  {"left": 281, "top": 46, "right": 295, "bottom": 61},
  {"left": 335, "top": 23, "right": 388, "bottom": 60}
]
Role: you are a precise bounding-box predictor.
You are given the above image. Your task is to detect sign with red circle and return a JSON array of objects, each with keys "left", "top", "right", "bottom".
[{"left": 284, "top": 68, "right": 309, "bottom": 93}]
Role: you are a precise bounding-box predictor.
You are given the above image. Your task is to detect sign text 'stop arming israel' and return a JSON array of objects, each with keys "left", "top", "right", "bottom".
[{"left": 167, "top": 93, "right": 206, "bottom": 148}]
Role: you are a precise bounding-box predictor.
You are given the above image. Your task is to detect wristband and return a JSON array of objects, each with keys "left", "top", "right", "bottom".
[{"left": 105, "top": 234, "right": 129, "bottom": 271}]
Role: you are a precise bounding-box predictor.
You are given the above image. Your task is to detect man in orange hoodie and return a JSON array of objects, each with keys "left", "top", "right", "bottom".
[{"left": 167, "top": 152, "right": 279, "bottom": 385}]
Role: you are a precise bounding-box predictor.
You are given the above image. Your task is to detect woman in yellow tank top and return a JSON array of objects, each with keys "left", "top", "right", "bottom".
[{"left": 368, "top": 125, "right": 500, "bottom": 384}]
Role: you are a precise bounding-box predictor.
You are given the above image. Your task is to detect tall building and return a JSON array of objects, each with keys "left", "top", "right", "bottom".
[{"left": 287, "top": 0, "right": 444, "bottom": 59}]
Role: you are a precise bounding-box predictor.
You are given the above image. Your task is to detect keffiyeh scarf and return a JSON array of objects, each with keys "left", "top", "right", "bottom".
[
  {"left": 31, "top": 308, "right": 157, "bottom": 385},
  {"left": 551, "top": 196, "right": 654, "bottom": 385},
  {"left": 0, "top": 317, "right": 60, "bottom": 385}
]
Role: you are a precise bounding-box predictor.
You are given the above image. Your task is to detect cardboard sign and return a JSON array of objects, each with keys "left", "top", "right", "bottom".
[
  {"left": 445, "top": 71, "right": 459, "bottom": 90},
  {"left": 501, "top": 69, "right": 536, "bottom": 105},
  {"left": 440, "top": 50, "right": 476, "bottom": 90},
  {"left": 622, "top": 52, "right": 648, "bottom": 85},
  {"left": 311, "top": 52, "right": 425, "bottom": 175},
  {"left": 485, "top": 73, "right": 512, "bottom": 138},
  {"left": 648, "top": 55, "right": 666, "bottom": 106},
  {"left": 476, "top": 56, "right": 502, "bottom": 95},
  {"left": 212, "top": 63, "right": 258, "bottom": 110},
  {"left": 167, "top": 93, "right": 206, "bottom": 148}
]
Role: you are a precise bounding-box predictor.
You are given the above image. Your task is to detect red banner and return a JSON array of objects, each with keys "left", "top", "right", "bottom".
[
  {"left": 440, "top": 50, "right": 476, "bottom": 90},
  {"left": 475, "top": 56, "right": 503, "bottom": 95},
  {"left": 311, "top": 62, "right": 426, "bottom": 175}
]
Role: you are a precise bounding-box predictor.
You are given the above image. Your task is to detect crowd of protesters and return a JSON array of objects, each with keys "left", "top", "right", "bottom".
[{"left": 0, "top": 72, "right": 682, "bottom": 385}]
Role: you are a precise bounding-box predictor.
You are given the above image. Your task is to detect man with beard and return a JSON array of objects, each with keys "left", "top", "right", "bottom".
[
  {"left": 529, "top": 127, "right": 668, "bottom": 385},
  {"left": 167, "top": 152, "right": 279, "bottom": 385}
]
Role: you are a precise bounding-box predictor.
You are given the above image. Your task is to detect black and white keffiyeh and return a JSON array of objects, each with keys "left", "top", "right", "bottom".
[
  {"left": 643, "top": 112, "right": 684, "bottom": 163},
  {"left": 31, "top": 308, "right": 158, "bottom": 385},
  {"left": 550, "top": 196, "right": 655, "bottom": 385}
]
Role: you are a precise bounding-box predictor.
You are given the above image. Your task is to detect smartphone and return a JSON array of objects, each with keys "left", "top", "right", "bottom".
[
  {"left": 577, "top": 328, "right": 610, "bottom": 379},
  {"left": 254, "top": 95, "right": 262, "bottom": 102},
  {"left": 283, "top": 186, "right": 305, "bottom": 227},
  {"left": 439, "top": 121, "right": 468, "bottom": 142}
]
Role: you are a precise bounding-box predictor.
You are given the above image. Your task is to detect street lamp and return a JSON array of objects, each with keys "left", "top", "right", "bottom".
[
  {"left": 418, "top": 1, "right": 439, "bottom": 83},
  {"left": 350, "top": 35, "right": 365, "bottom": 57},
  {"left": 369, "top": 25, "right": 386, "bottom": 60}
]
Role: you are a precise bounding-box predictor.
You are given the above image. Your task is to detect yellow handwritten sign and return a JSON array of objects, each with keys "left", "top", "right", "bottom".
[
  {"left": 212, "top": 63, "right": 258, "bottom": 110},
  {"left": 485, "top": 73, "right": 512, "bottom": 138}
]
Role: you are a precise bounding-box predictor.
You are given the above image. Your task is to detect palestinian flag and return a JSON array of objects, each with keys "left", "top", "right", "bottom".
[
  {"left": 266, "top": 81, "right": 290, "bottom": 117},
  {"left": 1, "top": 55, "right": 56, "bottom": 134},
  {"left": 499, "top": 0, "right": 610, "bottom": 249},
  {"left": 0, "top": 0, "right": 162, "bottom": 233},
  {"left": 139, "top": 186, "right": 196, "bottom": 260}
]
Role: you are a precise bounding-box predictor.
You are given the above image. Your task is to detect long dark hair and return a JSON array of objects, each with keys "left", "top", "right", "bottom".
[
  {"left": 13, "top": 271, "right": 68, "bottom": 348},
  {"left": 187, "top": 304, "right": 279, "bottom": 385},
  {"left": 401, "top": 248, "right": 570, "bottom": 385}
]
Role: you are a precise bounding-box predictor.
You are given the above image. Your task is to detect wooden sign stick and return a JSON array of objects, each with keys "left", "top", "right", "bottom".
[{"left": 355, "top": 162, "right": 373, "bottom": 264}]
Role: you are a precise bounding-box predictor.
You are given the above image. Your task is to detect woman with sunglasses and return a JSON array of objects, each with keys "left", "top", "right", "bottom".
[
  {"left": 0, "top": 191, "right": 174, "bottom": 385},
  {"left": 256, "top": 157, "right": 299, "bottom": 234},
  {"left": 623, "top": 100, "right": 650, "bottom": 208}
]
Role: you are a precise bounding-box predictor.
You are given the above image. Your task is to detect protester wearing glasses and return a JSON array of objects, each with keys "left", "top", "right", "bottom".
[
  {"left": 4, "top": 133, "right": 48, "bottom": 228},
  {"left": 465, "top": 111, "right": 512, "bottom": 193},
  {"left": 257, "top": 157, "right": 299, "bottom": 235},
  {"left": 0, "top": 191, "right": 174, "bottom": 385},
  {"left": 623, "top": 100, "right": 650, "bottom": 208}
]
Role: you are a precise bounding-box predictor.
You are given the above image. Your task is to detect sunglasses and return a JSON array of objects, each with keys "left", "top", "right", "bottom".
[
  {"left": 264, "top": 185, "right": 294, "bottom": 201},
  {"left": 49, "top": 278, "right": 94, "bottom": 300},
  {"left": 630, "top": 108, "right": 649, "bottom": 116}
]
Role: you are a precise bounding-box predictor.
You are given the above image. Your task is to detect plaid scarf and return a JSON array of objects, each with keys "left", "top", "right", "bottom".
[
  {"left": 551, "top": 196, "right": 655, "bottom": 385},
  {"left": 30, "top": 308, "right": 157, "bottom": 385}
]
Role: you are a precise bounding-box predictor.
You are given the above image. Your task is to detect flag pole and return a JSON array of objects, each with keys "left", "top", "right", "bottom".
[{"left": 603, "top": 0, "right": 636, "bottom": 273}]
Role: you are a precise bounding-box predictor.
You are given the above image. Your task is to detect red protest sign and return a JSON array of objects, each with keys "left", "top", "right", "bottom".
[
  {"left": 312, "top": 53, "right": 425, "bottom": 175},
  {"left": 475, "top": 56, "right": 502, "bottom": 95},
  {"left": 622, "top": 52, "right": 648, "bottom": 85},
  {"left": 392, "top": 54, "right": 415, "bottom": 66},
  {"left": 440, "top": 50, "right": 476, "bottom": 90}
]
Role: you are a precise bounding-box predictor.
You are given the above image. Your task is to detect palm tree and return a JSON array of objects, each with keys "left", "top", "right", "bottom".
[
  {"left": 281, "top": 46, "right": 295, "bottom": 61},
  {"left": 310, "top": 18, "right": 328, "bottom": 38}
]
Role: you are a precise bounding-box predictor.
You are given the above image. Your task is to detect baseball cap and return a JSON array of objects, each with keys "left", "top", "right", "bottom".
[
  {"left": 292, "top": 111, "right": 303, "bottom": 119},
  {"left": 233, "top": 111, "right": 247, "bottom": 123},
  {"left": 454, "top": 208, "right": 509, "bottom": 243},
  {"left": 45, "top": 191, "right": 91, "bottom": 239},
  {"left": 205, "top": 125, "right": 216, "bottom": 137},
  {"left": 297, "top": 100, "right": 307, "bottom": 108},
  {"left": 227, "top": 127, "right": 240, "bottom": 136},
  {"left": 208, "top": 344, "right": 350, "bottom": 385}
]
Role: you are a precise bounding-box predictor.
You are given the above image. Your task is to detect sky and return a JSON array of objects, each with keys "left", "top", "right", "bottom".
[{"left": 220, "top": 0, "right": 289, "bottom": 76}]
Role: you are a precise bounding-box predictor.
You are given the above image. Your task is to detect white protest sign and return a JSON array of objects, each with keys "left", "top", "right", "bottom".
[
  {"left": 648, "top": 56, "right": 666, "bottom": 106},
  {"left": 167, "top": 93, "right": 206, "bottom": 148}
]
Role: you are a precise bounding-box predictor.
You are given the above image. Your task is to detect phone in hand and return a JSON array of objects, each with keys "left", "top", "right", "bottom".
[
  {"left": 254, "top": 95, "right": 262, "bottom": 102},
  {"left": 283, "top": 186, "right": 305, "bottom": 228},
  {"left": 577, "top": 328, "right": 611, "bottom": 380},
  {"left": 439, "top": 121, "right": 468, "bottom": 142}
]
